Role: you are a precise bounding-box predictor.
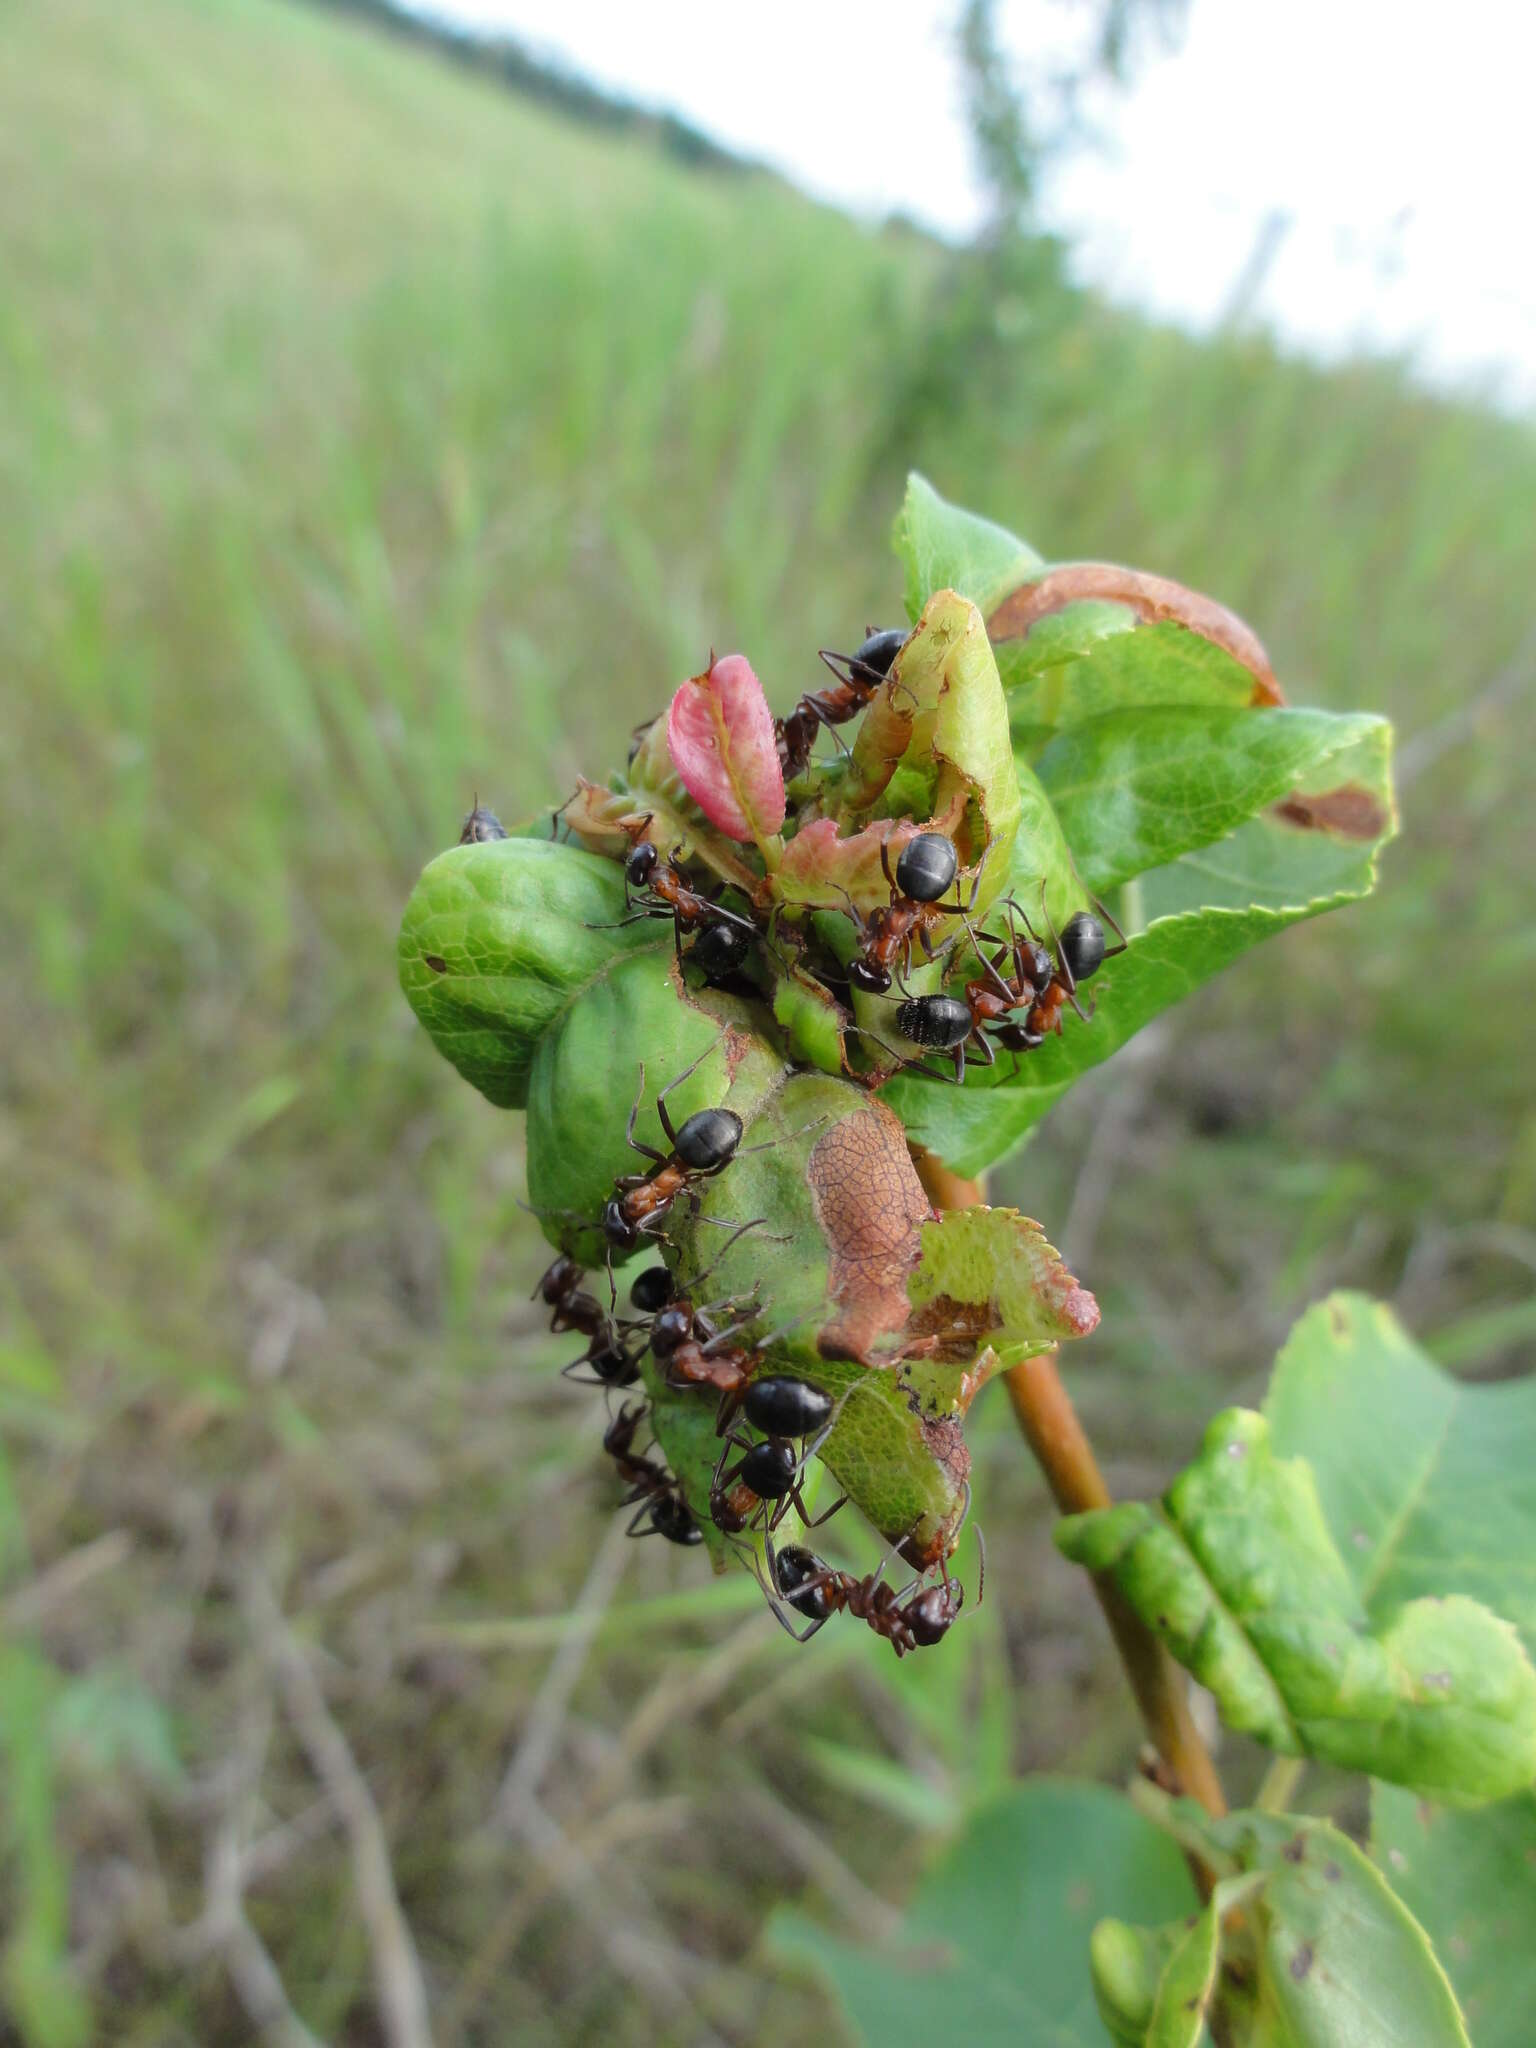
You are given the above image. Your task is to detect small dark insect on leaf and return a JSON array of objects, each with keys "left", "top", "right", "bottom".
[
  {"left": 424, "top": 954, "right": 449, "bottom": 974},
  {"left": 459, "top": 803, "right": 508, "bottom": 843}
]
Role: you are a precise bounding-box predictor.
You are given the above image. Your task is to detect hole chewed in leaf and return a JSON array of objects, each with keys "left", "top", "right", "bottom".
[
  {"left": 1272, "top": 783, "right": 1389, "bottom": 841},
  {"left": 986, "top": 563, "right": 1285, "bottom": 706},
  {"left": 805, "top": 1102, "right": 931, "bottom": 1363}
]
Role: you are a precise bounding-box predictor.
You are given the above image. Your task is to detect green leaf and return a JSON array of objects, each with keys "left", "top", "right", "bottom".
[
  {"left": 1372, "top": 1783, "right": 1536, "bottom": 2048},
  {"left": 397, "top": 836, "right": 664, "bottom": 1110},
  {"left": 1058, "top": 1406, "right": 1536, "bottom": 1804},
  {"left": 1098, "top": 1806, "right": 1469, "bottom": 2048},
  {"left": 894, "top": 471, "right": 1044, "bottom": 626},
  {"left": 880, "top": 720, "right": 1396, "bottom": 1180},
  {"left": 523, "top": 953, "right": 785, "bottom": 1264},
  {"left": 769, "top": 1779, "right": 1196, "bottom": 2048},
  {"left": 1265, "top": 1294, "right": 1536, "bottom": 1663},
  {"left": 1035, "top": 707, "right": 1387, "bottom": 896},
  {"left": 905, "top": 1206, "right": 1099, "bottom": 1368}
]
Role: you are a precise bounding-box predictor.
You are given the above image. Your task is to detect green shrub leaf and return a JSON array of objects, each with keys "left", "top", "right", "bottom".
[
  {"left": 1372, "top": 1783, "right": 1536, "bottom": 2048},
  {"left": 397, "top": 836, "right": 664, "bottom": 1110},
  {"left": 1265, "top": 1293, "right": 1536, "bottom": 1662},
  {"left": 878, "top": 480, "right": 1396, "bottom": 1179},
  {"left": 770, "top": 1779, "right": 1195, "bottom": 2048},
  {"left": 1058, "top": 1405, "right": 1536, "bottom": 1804},
  {"left": 1035, "top": 706, "right": 1388, "bottom": 896},
  {"left": 1097, "top": 1805, "right": 1469, "bottom": 2047}
]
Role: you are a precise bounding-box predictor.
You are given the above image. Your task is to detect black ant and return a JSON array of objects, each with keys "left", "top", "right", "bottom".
[
  {"left": 843, "top": 834, "right": 986, "bottom": 997},
  {"left": 593, "top": 822, "right": 757, "bottom": 977},
  {"left": 603, "top": 1402, "right": 704, "bottom": 1545},
  {"left": 533, "top": 1253, "right": 643, "bottom": 1387},
  {"left": 710, "top": 1381, "right": 845, "bottom": 1537},
  {"left": 459, "top": 797, "right": 508, "bottom": 844},
  {"left": 759, "top": 1541, "right": 973, "bottom": 1656},
  {"left": 603, "top": 1041, "right": 747, "bottom": 1254},
  {"left": 604, "top": 1043, "right": 817, "bottom": 1255},
  {"left": 776, "top": 626, "right": 908, "bottom": 780}
]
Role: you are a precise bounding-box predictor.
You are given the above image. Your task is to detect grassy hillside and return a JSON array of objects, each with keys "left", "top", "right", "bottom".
[{"left": 3, "top": 0, "right": 1534, "bottom": 2041}]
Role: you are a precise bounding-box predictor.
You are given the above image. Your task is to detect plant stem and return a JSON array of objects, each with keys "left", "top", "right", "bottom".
[
  {"left": 912, "top": 1148, "right": 1228, "bottom": 1837},
  {"left": 1254, "top": 1755, "right": 1306, "bottom": 1814},
  {"left": 1002, "top": 1348, "right": 1227, "bottom": 1823}
]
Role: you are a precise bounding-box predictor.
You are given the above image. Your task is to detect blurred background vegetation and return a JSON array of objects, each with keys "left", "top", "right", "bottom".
[{"left": 3, "top": 0, "right": 1534, "bottom": 2041}]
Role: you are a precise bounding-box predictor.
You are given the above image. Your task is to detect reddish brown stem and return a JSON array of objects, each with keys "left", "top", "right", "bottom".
[{"left": 912, "top": 1148, "right": 1227, "bottom": 1850}]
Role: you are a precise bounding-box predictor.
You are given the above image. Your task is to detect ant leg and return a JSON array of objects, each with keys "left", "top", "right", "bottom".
[
  {"left": 733, "top": 1115, "right": 830, "bottom": 1160},
  {"left": 879, "top": 837, "right": 898, "bottom": 898},
  {"left": 624, "top": 1067, "right": 667, "bottom": 1167},
  {"left": 691, "top": 1211, "right": 792, "bottom": 1241},
  {"left": 1092, "top": 893, "right": 1130, "bottom": 960},
  {"left": 586, "top": 906, "right": 666, "bottom": 931},
  {"left": 1037, "top": 880, "right": 1075, "bottom": 998},
  {"left": 652, "top": 1031, "right": 729, "bottom": 1147},
  {"left": 684, "top": 1218, "right": 772, "bottom": 1296}
]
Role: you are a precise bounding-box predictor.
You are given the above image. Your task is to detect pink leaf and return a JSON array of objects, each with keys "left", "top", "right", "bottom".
[{"left": 667, "top": 654, "right": 786, "bottom": 845}]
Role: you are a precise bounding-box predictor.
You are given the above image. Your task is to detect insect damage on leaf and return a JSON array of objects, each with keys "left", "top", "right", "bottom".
[
  {"left": 1272, "top": 782, "right": 1391, "bottom": 839},
  {"left": 805, "top": 1102, "right": 931, "bottom": 1362}
]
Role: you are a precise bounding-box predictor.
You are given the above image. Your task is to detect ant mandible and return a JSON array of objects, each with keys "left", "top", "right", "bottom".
[
  {"left": 760, "top": 1541, "right": 971, "bottom": 1656},
  {"left": 776, "top": 626, "right": 908, "bottom": 780}
]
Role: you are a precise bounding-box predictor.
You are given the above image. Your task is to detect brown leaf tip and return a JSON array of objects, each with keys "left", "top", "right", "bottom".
[{"left": 986, "top": 562, "right": 1285, "bottom": 705}]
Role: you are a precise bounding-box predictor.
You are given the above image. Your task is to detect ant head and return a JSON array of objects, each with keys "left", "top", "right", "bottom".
[
  {"left": 536, "top": 1252, "right": 580, "bottom": 1304},
  {"left": 894, "top": 832, "right": 959, "bottom": 904},
  {"left": 628, "top": 1265, "right": 672, "bottom": 1315},
  {"left": 625, "top": 840, "right": 660, "bottom": 888},
  {"left": 849, "top": 958, "right": 892, "bottom": 997},
  {"left": 673, "top": 1106, "right": 744, "bottom": 1173},
  {"left": 603, "top": 1199, "right": 640, "bottom": 1252},
  {"left": 649, "top": 1303, "right": 694, "bottom": 1357},
  {"left": 1059, "top": 911, "right": 1107, "bottom": 983}
]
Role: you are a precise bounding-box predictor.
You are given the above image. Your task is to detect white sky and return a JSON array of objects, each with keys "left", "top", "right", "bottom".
[{"left": 419, "top": 0, "right": 1535, "bottom": 408}]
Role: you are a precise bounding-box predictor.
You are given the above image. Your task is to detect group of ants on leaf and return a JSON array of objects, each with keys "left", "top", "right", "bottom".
[{"left": 479, "top": 625, "right": 1123, "bottom": 1656}]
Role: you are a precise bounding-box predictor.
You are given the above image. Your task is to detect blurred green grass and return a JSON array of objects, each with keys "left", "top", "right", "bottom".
[{"left": 2, "top": 0, "right": 1534, "bottom": 2040}]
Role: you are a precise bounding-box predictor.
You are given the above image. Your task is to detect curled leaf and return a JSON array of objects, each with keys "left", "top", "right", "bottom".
[
  {"left": 1098, "top": 1804, "right": 1470, "bottom": 2048},
  {"left": 667, "top": 652, "right": 786, "bottom": 849},
  {"left": 1058, "top": 1407, "right": 1536, "bottom": 1805}
]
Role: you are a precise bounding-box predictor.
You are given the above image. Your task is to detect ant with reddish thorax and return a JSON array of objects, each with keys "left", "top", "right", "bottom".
[
  {"left": 760, "top": 1540, "right": 974, "bottom": 1656},
  {"left": 533, "top": 1252, "right": 644, "bottom": 1387},
  {"left": 710, "top": 1378, "right": 845, "bottom": 1538},
  {"left": 903, "top": 893, "right": 1127, "bottom": 1080},
  {"left": 604, "top": 1042, "right": 819, "bottom": 1256},
  {"left": 602, "top": 1402, "right": 705, "bottom": 1546},
  {"left": 776, "top": 626, "right": 908, "bottom": 780},
  {"left": 602, "top": 1041, "right": 749, "bottom": 1255},
  {"left": 842, "top": 833, "right": 988, "bottom": 997},
  {"left": 593, "top": 822, "right": 757, "bottom": 980}
]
